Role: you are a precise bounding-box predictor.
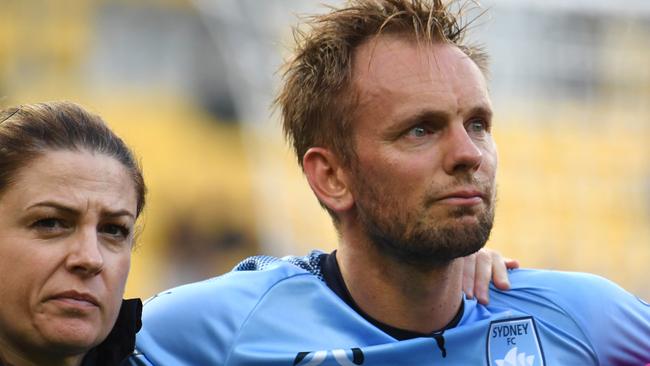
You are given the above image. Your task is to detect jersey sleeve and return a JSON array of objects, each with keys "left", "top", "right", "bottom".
[
  {"left": 125, "top": 265, "right": 298, "bottom": 365},
  {"left": 500, "top": 269, "right": 650, "bottom": 365},
  {"left": 557, "top": 272, "right": 650, "bottom": 364}
]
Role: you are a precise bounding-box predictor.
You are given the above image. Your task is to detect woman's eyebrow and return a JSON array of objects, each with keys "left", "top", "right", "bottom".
[
  {"left": 26, "top": 201, "right": 78, "bottom": 215},
  {"left": 102, "top": 209, "right": 135, "bottom": 220},
  {"left": 26, "top": 201, "right": 135, "bottom": 219}
]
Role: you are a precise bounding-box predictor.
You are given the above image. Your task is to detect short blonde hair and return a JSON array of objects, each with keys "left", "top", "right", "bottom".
[{"left": 276, "top": 0, "right": 488, "bottom": 170}]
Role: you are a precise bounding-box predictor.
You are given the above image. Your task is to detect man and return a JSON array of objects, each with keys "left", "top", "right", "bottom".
[{"left": 129, "top": 1, "right": 650, "bottom": 365}]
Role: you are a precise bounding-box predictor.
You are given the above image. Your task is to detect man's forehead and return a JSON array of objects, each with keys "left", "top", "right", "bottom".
[
  {"left": 352, "top": 35, "right": 483, "bottom": 87},
  {"left": 349, "top": 35, "right": 490, "bottom": 116}
]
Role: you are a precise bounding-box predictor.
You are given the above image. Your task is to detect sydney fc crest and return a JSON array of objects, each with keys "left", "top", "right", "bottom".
[{"left": 486, "top": 317, "right": 545, "bottom": 366}]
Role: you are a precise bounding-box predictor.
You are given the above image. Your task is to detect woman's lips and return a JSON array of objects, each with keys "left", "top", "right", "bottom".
[{"left": 47, "top": 290, "right": 100, "bottom": 309}]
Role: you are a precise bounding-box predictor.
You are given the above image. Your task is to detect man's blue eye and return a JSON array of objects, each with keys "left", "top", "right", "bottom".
[
  {"left": 468, "top": 120, "right": 487, "bottom": 133},
  {"left": 409, "top": 126, "right": 427, "bottom": 137}
]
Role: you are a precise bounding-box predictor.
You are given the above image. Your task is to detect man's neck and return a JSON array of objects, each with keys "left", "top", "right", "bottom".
[{"left": 337, "top": 237, "right": 464, "bottom": 334}]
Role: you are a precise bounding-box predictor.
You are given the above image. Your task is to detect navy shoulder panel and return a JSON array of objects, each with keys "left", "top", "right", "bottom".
[{"left": 233, "top": 249, "right": 326, "bottom": 281}]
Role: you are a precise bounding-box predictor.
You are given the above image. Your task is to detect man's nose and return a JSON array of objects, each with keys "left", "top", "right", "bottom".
[
  {"left": 65, "top": 228, "right": 104, "bottom": 277},
  {"left": 442, "top": 124, "right": 483, "bottom": 175}
]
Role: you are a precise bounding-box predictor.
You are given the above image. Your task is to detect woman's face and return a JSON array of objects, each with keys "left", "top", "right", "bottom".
[{"left": 0, "top": 150, "right": 137, "bottom": 362}]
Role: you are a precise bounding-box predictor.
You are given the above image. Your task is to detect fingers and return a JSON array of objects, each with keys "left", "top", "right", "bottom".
[
  {"left": 489, "top": 250, "right": 511, "bottom": 292},
  {"left": 473, "top": 249, "right": 492, "bottom": 305},
  {"left": 462, "top": 253, "right": 477, "bottom": 300},
  {"left": 504, "top": 257, "right": 520, "bottom": 270},
  {"left": 461, "top": 248, "right": 519, "bottom": 305}
]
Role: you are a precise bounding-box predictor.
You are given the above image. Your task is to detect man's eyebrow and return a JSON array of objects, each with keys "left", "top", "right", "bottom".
[
  {"left": 395, "top": 109, "right": 450, "bottom": 128},
  {"left": 26, "top": 201, "right": 135, "bottom": 219},
  {"left": 382, "top": 109, "right": 450, "bottom": 138},
  {"left": 467, "top": 106, "right": 493, "bottom": 119}
]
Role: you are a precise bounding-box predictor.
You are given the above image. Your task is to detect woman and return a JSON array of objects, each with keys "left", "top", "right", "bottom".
[{"left": 0, "top": 102, "right": 145, "bottom": 366}]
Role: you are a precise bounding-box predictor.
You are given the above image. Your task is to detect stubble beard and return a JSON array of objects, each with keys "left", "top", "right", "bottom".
[{"left": 353, "top": 175, "right": 495, "bottom": 271}]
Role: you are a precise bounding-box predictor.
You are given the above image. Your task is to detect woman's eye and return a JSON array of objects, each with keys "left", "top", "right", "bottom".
[
  {"left": 32, "top": 218, "right": 66, "bottom": 230},
  {"left": 101, "top": 224, "right": 130, "bottom": 239}
]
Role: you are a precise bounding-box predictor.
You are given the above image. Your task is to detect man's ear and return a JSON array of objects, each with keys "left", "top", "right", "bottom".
[{"left": 302, "top": 147, "right": 354, "bottom": 213}]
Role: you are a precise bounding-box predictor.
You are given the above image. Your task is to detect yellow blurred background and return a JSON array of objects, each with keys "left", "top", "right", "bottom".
[{"left": 1, "top": 0, "right": 648, "bottom": 301}]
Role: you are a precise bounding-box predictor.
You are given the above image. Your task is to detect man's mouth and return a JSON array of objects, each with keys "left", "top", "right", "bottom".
[{"left": 436, "top": 189, "right": 485, "bottom": 206}]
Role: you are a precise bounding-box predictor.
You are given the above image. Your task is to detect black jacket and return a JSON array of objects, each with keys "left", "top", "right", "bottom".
[{"left": 81, "top": 298, "right": 142, "bottom": 366}]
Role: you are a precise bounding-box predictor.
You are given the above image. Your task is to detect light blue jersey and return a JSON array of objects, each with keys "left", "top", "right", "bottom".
[{"left": 127, "top": 251, "right": 650, "bottom": 365}]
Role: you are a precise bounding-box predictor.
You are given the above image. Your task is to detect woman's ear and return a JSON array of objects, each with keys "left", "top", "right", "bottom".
[{"left": 302, "top": 147, "right": 354, "bottom": 213}]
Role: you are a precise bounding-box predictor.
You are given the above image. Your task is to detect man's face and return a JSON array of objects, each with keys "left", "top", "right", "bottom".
[{"left": 347, "top": 36, "right": 497, "bottom": 269}]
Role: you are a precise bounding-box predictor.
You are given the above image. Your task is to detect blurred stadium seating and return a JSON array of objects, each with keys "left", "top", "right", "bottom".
[{"left": 1, "top": 0, "right": 648, "bottom": 301}]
